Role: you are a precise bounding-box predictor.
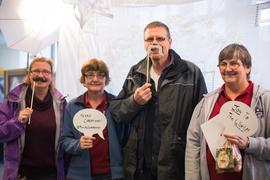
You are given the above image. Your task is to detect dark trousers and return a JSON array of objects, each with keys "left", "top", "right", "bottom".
[
  {"left": 92, "top": 173, "right": 112, "bottom": 180},
  {"left": 134, "top": 168, "right": 157, "bottom": 180},
  {"left": 91, "top": 173, "right": 123, "bottom": 180},
  {"left": 18, "top": 174, "right": 56, "bottom": 180}
]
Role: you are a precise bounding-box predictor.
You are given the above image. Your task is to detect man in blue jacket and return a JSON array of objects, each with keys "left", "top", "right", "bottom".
[{"left": 109, "top": 21, "right": 207, "bottom": 180}]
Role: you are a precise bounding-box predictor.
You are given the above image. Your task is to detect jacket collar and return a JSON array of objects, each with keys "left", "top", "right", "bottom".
[
  {"left": 202, "top": 84, "right": 270, "bottom": 115},
  {"left": 6, "top": 83, "right": 27, "bottom": 102},
  {"left": 73, "top": 90, "right": 114, "bottom": 107},
  {"left": 7, "top": 83, "right": 66, "bottom": 106},
  {"left": 135, "top": 49, "right": 188, "bottom": 79}
]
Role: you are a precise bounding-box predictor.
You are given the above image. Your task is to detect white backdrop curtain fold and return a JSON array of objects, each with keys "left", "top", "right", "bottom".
[{"left": 56, "top": 0, "right": 270, "bottom": 100}]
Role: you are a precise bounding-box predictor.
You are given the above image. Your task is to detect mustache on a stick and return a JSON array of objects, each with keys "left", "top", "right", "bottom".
[
  {"left": 32, "top": 77, "right": 47, "bottom": 82},
  {"left": 147, "top": 45, "right": 163, "bottom": 55}
]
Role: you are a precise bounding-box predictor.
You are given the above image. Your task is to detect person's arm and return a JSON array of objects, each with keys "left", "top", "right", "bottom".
[
  {"left": 59, "top": 103, "right": 83, "bottom": 155},
  {"left": 193, "top": 67, "right": 208, "bottom": 106},
  {"left": 185, "top": 99, "right": 205, "bottom": 180},
  {"left": 110, "top": 95, "right": 143, "bottom": 123},
  {"left": 0, "top": 100, "right": 26, "bottom": 143},
  {"left": 109, "top": 69, "right": 147, "bottom": 123},
  {"left": 112, "top": 115, "right": 131, "bottom": 147},
  {"left": 244, "top": 91, "right": 270, "bottom": 160}
]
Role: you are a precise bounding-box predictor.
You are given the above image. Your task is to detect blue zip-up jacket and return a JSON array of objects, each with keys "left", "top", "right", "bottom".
[{"left": 60, "top": 92, "right": 125, "bottom": 180}]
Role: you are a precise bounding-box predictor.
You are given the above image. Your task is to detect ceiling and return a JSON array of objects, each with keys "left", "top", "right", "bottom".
[
  {"left": 62, "top": 0, "right": 202, "bottom": 5},
  {"left": 0, "top": 0, "right": 202, "bottom": 47},
  {"left": 111, "top": 0, "right": 201, "bottom": 5}
]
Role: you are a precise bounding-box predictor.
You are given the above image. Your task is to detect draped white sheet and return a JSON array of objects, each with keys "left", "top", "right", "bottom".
[{"left": 56, "top": 0, "right": 270, "bottom": 100}]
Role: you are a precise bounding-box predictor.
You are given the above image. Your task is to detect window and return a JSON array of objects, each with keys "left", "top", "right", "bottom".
[{"left": 255, "top": 1, "right": 270, "bottom": 26}]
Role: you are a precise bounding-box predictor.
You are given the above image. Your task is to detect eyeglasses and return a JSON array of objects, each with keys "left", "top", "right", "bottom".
[
  {"left": 217, "top": 60, "right": 241, "bottom": 70},
  {"left": 84, "top": 72, "right": 106, "bottom": 80},
  {"left": 144, "top": 36, "right": 167, "bottom": 42},
  {"left": 31, "top": 69, "right": 51, "bottom": 76}
]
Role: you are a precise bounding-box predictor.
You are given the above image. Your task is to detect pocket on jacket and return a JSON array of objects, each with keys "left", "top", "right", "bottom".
[{"left": 171, "top": 136, "right": 186, "bottom": 159}]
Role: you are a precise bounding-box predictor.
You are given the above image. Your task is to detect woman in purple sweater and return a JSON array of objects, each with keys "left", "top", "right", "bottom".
[{"left": 0, "top": 57, "right": 66, "bottom": 180}]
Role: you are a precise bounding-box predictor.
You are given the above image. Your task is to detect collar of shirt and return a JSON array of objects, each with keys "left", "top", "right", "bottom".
[
  {"left": 219, "top": 81, "right": 254, "bottom": 100},
  {"left": 83, "top": 91, "right": 107, "bottom": 113}
]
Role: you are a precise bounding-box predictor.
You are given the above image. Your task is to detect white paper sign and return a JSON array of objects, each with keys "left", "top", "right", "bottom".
[
  {"left": 201, "top": 101, "right": 258, "bottom": 159},
  {"left": 220, "top": 101, "right": 258, "bottom": 138},
  {"left": 201, "top": 116, "right": 227, "bottom": 159},
  {"left": 73, "top": 109, "right": 107, "bottom": 139}
]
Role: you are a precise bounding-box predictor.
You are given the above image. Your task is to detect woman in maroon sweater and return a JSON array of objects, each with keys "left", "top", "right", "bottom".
[{"left": 0, "top": 57, "right": 66, "bottom": 180}]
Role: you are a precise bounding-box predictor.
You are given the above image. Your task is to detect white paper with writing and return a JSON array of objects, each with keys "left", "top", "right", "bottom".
[
  {"left": 201, "top": 101, "right": 258, "bottom": 159},
  {"left": 73, "top": 109, "right": 107, "bottom": 139}
]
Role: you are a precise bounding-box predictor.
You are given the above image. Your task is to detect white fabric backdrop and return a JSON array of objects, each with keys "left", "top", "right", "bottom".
[{"left": 56, "top": 0, "right": 270, "bottom": 100}]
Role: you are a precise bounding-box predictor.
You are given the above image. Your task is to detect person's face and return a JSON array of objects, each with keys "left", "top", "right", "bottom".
[
  {"left": 144, "top": 27, "right": 172, "bottom": 62},
  {"left": 29, "top": 62, "right": 52, "bottom": 89},
  {"left": 218, "top": 58, "right": 251, "bottom": 86},
  {"left": 84, "top": 71, "right": 106, "bottom": 93}
]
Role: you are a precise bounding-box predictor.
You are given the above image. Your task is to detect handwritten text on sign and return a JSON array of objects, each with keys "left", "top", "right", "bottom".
[
  {"left": 73, "top": 109, "right": 107, "bottom": 139},
  {"left": 220, "top": 101, "right": 258, "bottom": 138},
  {"left": 201, "top": 101, "right": 258, "bottom": 159}
]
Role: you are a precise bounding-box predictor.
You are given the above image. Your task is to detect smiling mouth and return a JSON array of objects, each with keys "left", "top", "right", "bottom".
[
  {"left": 223, "top": 72, "right": 237, "bottom": 76},
  {"left": 88, "top": 83, "right": 102, "bottom": 86}
]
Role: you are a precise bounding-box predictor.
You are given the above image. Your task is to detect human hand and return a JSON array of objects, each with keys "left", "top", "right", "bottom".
[
  {"left": 223, "top": 133, "right": 249, "bottom": 150},
  {"left": 80, "top": 135, "right": 96, "bottom": 149},
  {"left": 133, "top": 83, "right": 152, "bottom": 105},
  {"left": 18, "top": 108, "right": 33, "bottom": 123}
]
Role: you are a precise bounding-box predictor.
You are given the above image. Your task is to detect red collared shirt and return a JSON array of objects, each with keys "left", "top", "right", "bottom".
[
  {"left": 84, "top": 92, "right": 110, "bottom": 176},
  {"left": 206, "top": 81, "right": 253, "bottom": 180}
]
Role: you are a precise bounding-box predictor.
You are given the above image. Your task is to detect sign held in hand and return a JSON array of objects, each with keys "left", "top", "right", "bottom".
[
  {"left": 201, "top": 101, "right": 258, "bottom": 159},
  {"left": 73, "top": 109, "right": 107, "bottom": 139},
  {"left": 220, "top": 101, "right": 258, "bottom": 138}
]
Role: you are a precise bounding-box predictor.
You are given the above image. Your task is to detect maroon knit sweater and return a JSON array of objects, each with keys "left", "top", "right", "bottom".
[{"left": 18, "top": 88, "right": 56, "bottom": 178}]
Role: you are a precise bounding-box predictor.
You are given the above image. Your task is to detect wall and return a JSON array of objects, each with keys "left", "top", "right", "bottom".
[
  {"left": 0, "top": 43, "right": 28, "bottom": 70},
  {"left": 0, "top": 0, "right": 270, "bottom": 99},
  {"left": 56, "top": 0, "right": 270, "bottom": 99}
]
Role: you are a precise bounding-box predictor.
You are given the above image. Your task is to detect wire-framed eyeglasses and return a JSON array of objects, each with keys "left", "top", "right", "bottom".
[
  {"left": 84, "top": 71, "right": 106, "bottom": 80},
  {"left": 144, "top": 36, "right": 167, "bottom": 43},
  {"left": 30, "top": 69, "right": 51, "bottom": 76},
  {"left": 217, "top": 60, "right": 241, "bottom": 70}
]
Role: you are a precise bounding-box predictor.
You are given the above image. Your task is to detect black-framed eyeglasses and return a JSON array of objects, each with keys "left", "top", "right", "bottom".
[
  {"left": 84, "top": 71, "right": 106, "bottom": 80},
  {"left": 144, "top": 36, "right": 167, "bottom": 42},
  {"left": 30, "top": 69, "right": 51, "bottom": 76}
]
